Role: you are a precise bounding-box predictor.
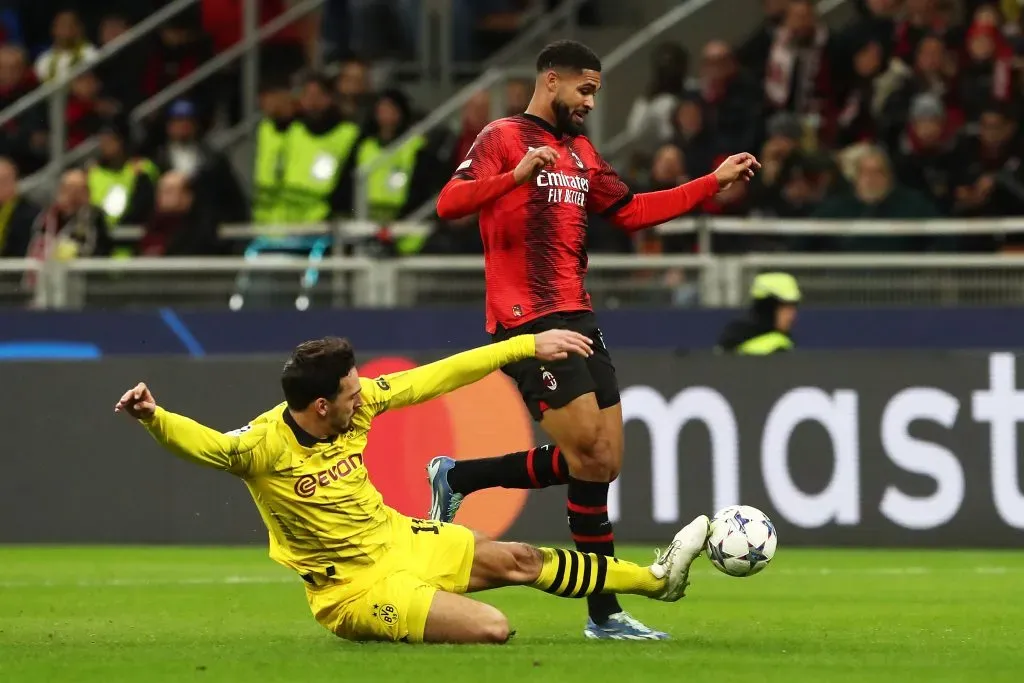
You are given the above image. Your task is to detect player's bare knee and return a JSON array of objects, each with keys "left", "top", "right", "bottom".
[
  {"left": 477, "top": 608, "right": 511, "bottom": 644},
  {"left": 604, "top": 463, "right": 621, "bottom": 482},
  {"left": 604, "top": 452, "right": 622, "bottom": 482},
  {"left": 572, "top": 434, "right": 617, "bottom": 482}
]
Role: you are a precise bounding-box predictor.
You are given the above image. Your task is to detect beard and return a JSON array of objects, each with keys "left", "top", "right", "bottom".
[
  {"left": 553, "top": 98, "right": 587, "bottom": 136},
  {"left": 325, "top": 408, "right": 352, "bottom": 437}
]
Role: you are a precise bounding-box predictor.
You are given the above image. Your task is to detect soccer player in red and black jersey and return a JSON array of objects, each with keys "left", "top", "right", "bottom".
[{"left": 427, "top": 40, "right": 759, "bottom": 640}]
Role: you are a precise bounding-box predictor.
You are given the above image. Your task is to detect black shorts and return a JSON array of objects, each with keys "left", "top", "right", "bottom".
[{"left": 492, "top": 310, "right": 620, "bottom": 422}]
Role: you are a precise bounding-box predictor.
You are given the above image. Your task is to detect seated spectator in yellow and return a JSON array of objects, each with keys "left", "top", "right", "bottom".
[
  {"left": 354, "top": 89, "right": 433, "bottom": 238},
  {"left": 252, "top": 79, "right": 296, "bottom": 225},
  {"left": 87, "top": 119, "right": 158, "bottom": 226},
  {"left": 276, "top": 73, "right": 360, "bottom": 224}
]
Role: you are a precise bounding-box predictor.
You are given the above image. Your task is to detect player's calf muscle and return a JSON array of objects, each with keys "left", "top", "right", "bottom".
[{"left": 469, "top": 541, "right": 543, "bottom": 590}]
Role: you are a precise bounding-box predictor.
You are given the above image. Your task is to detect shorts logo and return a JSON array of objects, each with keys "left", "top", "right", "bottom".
[
  {"left": 541, "top": 369, "right": 558, "bottom": 392},
  {"left": 375, "top": 377, "right": 391, "bottom": 391},
  {"left": 373, "top": 603, "right": 398, "bottom": 626},
  {"left": 512, "top": 305, "right": 523, "bottom": 318}
]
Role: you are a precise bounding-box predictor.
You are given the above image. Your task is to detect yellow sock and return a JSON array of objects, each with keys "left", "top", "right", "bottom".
[{"left": 531, "top": 548, "right": 665, "bottom": 598}]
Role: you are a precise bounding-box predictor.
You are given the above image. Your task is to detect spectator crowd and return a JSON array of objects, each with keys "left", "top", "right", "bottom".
[
  {"left": 617, "top": 0, "right": 1024, "bottom": 254},
  {"left": 0, "top": 0, "right": 562, "bottom": 261},
  {"left": 1, "top": 0, "right": 1022, "bottom": 265}
]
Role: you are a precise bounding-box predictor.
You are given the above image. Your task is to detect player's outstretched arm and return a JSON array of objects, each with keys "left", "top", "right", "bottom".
[
  {"left": 114, "top": 382, "right": 267, "bottom": 476},
  {"left": 362, "top": 330, "right": 592, "bottom": 415},
  {"left": 603, "top": 154, "right": 761, "bottom": 232}
]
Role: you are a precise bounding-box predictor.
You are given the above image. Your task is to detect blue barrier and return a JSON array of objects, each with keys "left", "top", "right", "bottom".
[
  {"left": 0, "top": 341, "right": 101, "bottom": 360},
  {"left": 0, "top": 308, "right": 1021, "bottom": 356}
]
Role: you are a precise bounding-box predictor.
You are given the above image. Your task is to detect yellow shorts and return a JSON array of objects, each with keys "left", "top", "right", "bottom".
[{"left": 305, "top": 515, "right": 475, "bottom": 643}]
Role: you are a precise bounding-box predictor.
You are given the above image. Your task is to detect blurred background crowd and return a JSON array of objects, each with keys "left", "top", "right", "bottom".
[
  {"left": 620, "top": 0, "right": 1024, "bottom": 256},
  {"left": 0, "top": 0, "right": 1021, "bottom": 264}
]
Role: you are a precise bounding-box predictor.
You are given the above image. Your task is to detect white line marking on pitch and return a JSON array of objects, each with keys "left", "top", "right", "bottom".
[
  {"left": 0, "top": 567, "right": 1019, "bottom": 589},
  {"left": 0, "top": 575, "right": 296, "bottom": 588}
]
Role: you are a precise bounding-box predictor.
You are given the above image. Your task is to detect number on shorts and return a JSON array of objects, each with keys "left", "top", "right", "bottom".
[{"left": 410, "top": 519, "right": 440, "bottom": 535}]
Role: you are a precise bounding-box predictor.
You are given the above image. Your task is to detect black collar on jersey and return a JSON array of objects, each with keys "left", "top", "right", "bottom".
[
  {"left": 282, "top": 408, "right": 336, "bottom": 448},
  {"left": 519, "top": 112, "right": 562, "bottom": 138}
]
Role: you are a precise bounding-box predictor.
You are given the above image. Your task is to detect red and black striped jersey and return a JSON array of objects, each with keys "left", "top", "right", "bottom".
[{"left": 452, "top": 114, "right": 633, "bottom": 334}]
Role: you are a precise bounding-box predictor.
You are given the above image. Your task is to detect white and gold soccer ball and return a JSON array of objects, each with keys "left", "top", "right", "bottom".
[{"left": 705, "top": 505, "right": 777, "bottom": 577}]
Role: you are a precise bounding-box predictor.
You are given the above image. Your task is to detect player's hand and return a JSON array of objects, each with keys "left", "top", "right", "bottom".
[
  {"left": 114, "top": 382, "right": 157, "bottom": 420},
  {"left": 713, "top": 153, "right": 761, "bottom": 191},
  {"left": 513, "top": 146, "right": 559, "bottom": 185},
  {"left": 534, "top": 329, "right": 593, "bottom": 361}
]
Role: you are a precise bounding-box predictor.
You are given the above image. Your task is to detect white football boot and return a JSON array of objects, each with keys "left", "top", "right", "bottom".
[{"left": 649, "top": 514, "right": 711, "bottom": 602}]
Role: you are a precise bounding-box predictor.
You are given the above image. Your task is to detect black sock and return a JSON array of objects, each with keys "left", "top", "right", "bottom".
[
  {"left": 567, "top": 476, "right": 621, "bottom": 623},
  {"left": 446, "top": 445, "right": 568, "bottom": 495}
]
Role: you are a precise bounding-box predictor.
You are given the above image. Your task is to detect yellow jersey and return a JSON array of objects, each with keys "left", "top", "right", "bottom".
[{"left": 141, "top": 336, "right": 535, "bottom": 577}]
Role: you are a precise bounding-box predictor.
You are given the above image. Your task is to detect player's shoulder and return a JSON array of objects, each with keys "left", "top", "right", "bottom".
[
  {"left": 223, "top": 403, "right": 285, "bottom": 442},
  {"left": 247, "top": 402, "right": 289, "bottom": 427},
  {"left": 481, "top": 116, "right": 525, "bottom": 138},
  {"left": 360, "top": 375, "right": 393, "bottom": 396},
  {"left": 571, "top": 133, "right": 599, "bottom": 154},
  {"left": 489, "top": 115, "right": 523, "bottom": 130}
]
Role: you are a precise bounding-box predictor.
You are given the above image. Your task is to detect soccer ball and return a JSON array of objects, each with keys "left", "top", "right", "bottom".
[{"left": 705, "top": 505, "right": 777, "bottom": 577}]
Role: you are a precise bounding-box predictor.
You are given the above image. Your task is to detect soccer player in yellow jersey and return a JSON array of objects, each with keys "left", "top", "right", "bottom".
[{"left": 115, "top": 331, "right": 711, "bottom": 644}]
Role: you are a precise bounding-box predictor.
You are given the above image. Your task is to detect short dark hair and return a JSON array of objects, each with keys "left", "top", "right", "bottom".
[
  {"left": 981, "top": 100, "right": 1017, "bottom": 122},
  {"left": 339, "top": 54, "right": 370, "bottom": 69},
  {"left": 281, "top": 337, "right": 356, "bottom": 410},
  {"left": 536, "top": 40, "right": 601, "bottom": 73},
  {"left": 259, "top": 77, "right": 292, "bottom": 95},
  {"left": 100, "top": 12, "right": 130, "bottom": 25},
  {"left": 301, "top": 70, "right": 334, "bottom": 94}
]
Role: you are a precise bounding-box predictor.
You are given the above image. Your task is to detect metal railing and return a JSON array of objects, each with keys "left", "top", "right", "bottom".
[
  {"left": 729, "top": 253, "right": 1024, "bottom": 307},
  {"left": 9, "top": 211, "right": 1024, "bottom": 310},
  {"left": 106, "top": 215, "right": 1024, "bottom": 250},
  {"left": 28, "top": 255, "right": 378, "bottom": 310},
  {"left": 6, "top": 252, "right": 1024, "bottom": 310}
]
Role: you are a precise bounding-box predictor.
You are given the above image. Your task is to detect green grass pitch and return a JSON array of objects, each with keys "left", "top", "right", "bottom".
[{"left": 1, "top": 546, "right": 1021, "bottom": 683}]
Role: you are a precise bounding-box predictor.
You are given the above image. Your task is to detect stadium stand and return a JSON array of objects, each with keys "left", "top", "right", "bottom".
[{"left": 1, "top": 0, "right": 1024, "bottom": 311}]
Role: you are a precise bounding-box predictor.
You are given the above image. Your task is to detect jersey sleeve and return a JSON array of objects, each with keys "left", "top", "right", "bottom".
[
  {"left": 452, "top": 123, "right": 511, "bottom": 181},
  {"left": 583, "top": 139, "right": 634, "bottom": 215},
  {"left": 357, "top": 336, "right": 536, "bottom": 418},
  {"left": 141, "top": 407, "right": 275, "bottom": 477}
]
